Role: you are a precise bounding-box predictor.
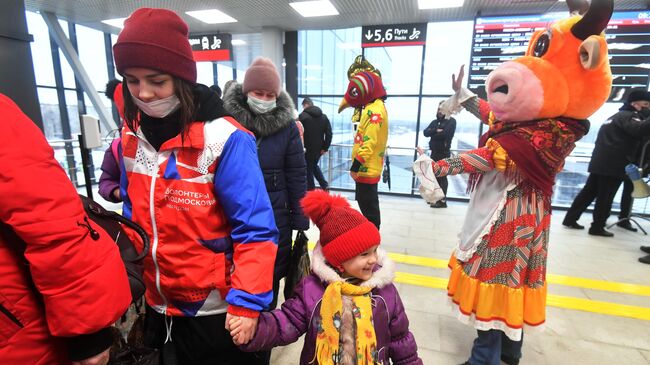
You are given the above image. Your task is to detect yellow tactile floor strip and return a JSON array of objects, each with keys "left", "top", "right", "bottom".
[
  {"left": 307, "top": 242, "right": 650, "bottom": 319},
  {"left": 395, "top": 272, "right": 650, "bottom": 321},
  {"left": 307, "top": 243, "right": 650, "bottom": 297}
]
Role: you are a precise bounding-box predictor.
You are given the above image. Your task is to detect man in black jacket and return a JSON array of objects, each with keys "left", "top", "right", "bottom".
[
  {"left": 300, "top": 97, "right": 333, "bottom": 190},
  {"left": 423, "top": 103, "right": 456, "bottom": 208},
  {"left": 563, "top": 89, "right": 650, "bottom": 237}
]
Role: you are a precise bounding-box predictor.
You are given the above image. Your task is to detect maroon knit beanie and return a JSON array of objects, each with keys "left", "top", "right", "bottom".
[
  {"left": 113, "top": 8, "right": 196, "bottom": 84},
  {"left": 242, "top": 57, "right": 281, "bottom": 96},
  {"left": 301, "top": 190, "right": 380, "bottom": 267}
]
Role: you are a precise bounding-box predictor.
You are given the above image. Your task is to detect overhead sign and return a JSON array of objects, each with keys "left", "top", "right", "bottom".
[
  {"left": 361, "top": 23, "right": 427, "bottom": 48},
  {"left": 189, "top": 33, "right": 232, "bottom": 62},
  {"left": 468, "top": 11, "right": 650, "bottom": 99}
]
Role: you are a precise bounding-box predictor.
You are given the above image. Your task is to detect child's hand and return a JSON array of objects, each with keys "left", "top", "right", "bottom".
[
  {"left": 416, "top": 147, "right": 425, "bottom": 156},
  {"left": 228, "top": 316, "right": 258, "bottom": 345},
  {"left": 228, "top": 316, "right": 243, "bottom": 334}
]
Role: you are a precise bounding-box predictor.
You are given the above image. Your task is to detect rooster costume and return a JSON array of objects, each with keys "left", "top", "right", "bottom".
[
  {"left": 414, "top": 0, "right": 613, "bottom": 348},
  {"left": 339, "top": 56, "right": 388, "bottom": 228}
]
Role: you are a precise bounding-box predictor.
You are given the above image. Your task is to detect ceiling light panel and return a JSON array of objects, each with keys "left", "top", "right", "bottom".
[
  {"left": 289, "top": 1, "right": 339, "bottom": 17},
  {"left": 418, "top": 0, "right": 465, "bottom": 9},
  {"left": 185, "top": 9, "right": 237, "bottom": 24}
]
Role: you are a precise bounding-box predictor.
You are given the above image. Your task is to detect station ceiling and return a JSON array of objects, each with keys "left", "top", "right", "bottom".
[{"left": 24, "top": 0, "right": 650, "bottom": 35}]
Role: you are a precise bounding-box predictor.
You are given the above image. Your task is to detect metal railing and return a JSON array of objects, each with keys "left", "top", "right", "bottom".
[
  {"left": 47, "top": 139, "right": 648, "bottom": 213},
  {"left": 322, "top": 143, "right": 646, "bottom": 212}
]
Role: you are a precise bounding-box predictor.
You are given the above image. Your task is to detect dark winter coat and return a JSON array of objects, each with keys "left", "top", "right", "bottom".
[
  {"left": 423, "top": 116, "right": 456, "bottom": 160},
  {"left": 299, "top": 106, "right": 332, "bottom": 161},
  {"left": 223, "top": 84, "right": 309, "bottom": 279},
  {"left": 589, "top": 107, "right": 650, "bottom": 178},
  {"left": 241, "top": 245, "right": 422, "bottom": 365}
]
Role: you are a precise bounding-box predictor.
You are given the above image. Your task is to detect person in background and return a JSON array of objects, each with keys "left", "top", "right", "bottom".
[
  {"left": 210, "top": 84, "right": 223, "bottom": 98},
  {"left": 98, "top": 79, "right": 124, "bottom": 202},
  {"left": 616, "top": 133, "right": 650, "bottom": 233},
  {"left": 223, "top": 58, "right": 309, "bottom": 310},
  {"left": 231, "top": 190, "right": 423, "bottom": 365},
  {"left": 299, "top": 97, "right": 332, "bottom": 191},
  {"left": 113, "top": 8, "right": 278, "bottom": 363},
  {"left": 423, "top": 101, "right": 456, "bottom": 208},
  {"left": 0, "top": 93, "right": 131, "bottom": 365},
  {"left": 563, "top": 89, "right": 650, "bottom": 237}
]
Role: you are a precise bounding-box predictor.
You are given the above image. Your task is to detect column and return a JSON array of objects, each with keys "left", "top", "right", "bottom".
[{"left": 0, "top": 0, "right": 43, "bottom": 128}]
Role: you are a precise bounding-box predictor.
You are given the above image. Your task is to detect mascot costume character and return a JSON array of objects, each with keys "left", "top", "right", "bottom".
[
  {"left": 414, "top": 0, "right": 613, "bottom": 363},
  {"left": 339, "top": 56, "right": 388, "bottom": 229}
]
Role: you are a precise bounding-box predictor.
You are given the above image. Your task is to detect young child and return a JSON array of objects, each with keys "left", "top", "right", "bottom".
[{"left": 229, "top": 190, "right": 423, "bottom": 365}]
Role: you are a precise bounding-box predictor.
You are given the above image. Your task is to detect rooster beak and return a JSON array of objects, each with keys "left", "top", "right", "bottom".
[{"left": 338, "top": 98, "right": 350, "bottom": 113}]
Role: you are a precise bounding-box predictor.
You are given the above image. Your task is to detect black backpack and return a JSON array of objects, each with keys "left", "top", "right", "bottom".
[
  {"left": 78, "top": 195, "right": 149, "bottom": 302},
  {"left": 1, "top": 195, "right": 149, "bottom": 303}
]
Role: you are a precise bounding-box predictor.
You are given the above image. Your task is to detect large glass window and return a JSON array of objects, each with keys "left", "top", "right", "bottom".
[
  {"left": 299, "top": 26, "right": 454, "bottom": 197},
  {"left": 76, "top": 24, "right": 109, "bottom": 92},
  {"left": 364, "top": 47, "right": 423, "bottom": 95},
  {"left": 217, "top": 62, "right": 235, "bottom": 87},
  {"left": 381, "top": 97, "right": 419, "bottom": 194},
  {"left": 37, "top": 87, "right": 62, "bottom": 140},
  {"left": 298, "top": 28, "right": 361, "bottom": 95},
  {"left": 296, "top": 21, "right": 642, "bottom": 212},
  {"left": 26, "top": 12, "right": 56, "bottom": 87},
  {"left": 57, "top": 19, "right": 77, "bottom": 89},
  {"left": 196, "top": 62, "right": 214, "bottom": 86},
  {"left": 422, "top": 21, "right": 474, "bottom": 95},
  {"left": 232, "top": 33, "right": 262, "bottom": 83}
]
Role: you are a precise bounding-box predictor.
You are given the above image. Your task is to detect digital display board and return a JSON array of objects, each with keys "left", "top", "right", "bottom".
[{"left": 468, "top": 11, "right": 650, "bottom": 100}]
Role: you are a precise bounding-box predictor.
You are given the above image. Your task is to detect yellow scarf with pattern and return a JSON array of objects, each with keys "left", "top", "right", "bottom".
[{"left": 315, "top": 281, "right": 377, "bottom": 365}]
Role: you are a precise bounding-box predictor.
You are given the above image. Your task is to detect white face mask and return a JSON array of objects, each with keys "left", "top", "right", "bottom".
[
  {"left": 247, "top": 95, "right": 276, "bottom": 114},
  {"left": 132, "top": 94, "right": 180, "bottom": 118}
]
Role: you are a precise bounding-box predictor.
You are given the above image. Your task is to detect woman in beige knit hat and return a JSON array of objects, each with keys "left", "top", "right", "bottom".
[{"left": 223, "top": 58, "right": 309, "bottom": 312}]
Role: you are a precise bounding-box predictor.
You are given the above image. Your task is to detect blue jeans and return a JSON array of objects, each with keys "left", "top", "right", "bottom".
[
  {"left": 468, "top": 329, "right": 523, "bottom": 365},
  {"left": 306, "top": 157, "right": 328, "bottom": 190}
]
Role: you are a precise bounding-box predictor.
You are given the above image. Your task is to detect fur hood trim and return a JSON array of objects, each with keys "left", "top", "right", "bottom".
[
  {"left": 222, "top": 83, "right": 295, "bottom": 137},
  {"left": 311, "top": 243, "right": 395, "bottom": 289}
]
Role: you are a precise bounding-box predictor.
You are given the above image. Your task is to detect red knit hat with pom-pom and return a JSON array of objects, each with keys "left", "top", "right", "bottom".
[{"left": 301, "top": 190, "right": 380, "bottom": 267}]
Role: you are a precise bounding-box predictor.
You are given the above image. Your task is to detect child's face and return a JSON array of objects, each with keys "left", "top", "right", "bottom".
[{"left": 341, "top": 245, "right": 379, "bottom": 281}]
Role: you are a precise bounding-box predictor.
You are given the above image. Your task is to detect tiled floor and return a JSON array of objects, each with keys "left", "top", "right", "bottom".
[
  {"left": 91, "top": 188, "right": 650, "bottom": 364},
  {"left": 269, "top": 192, "right": 650, "bottom": 365}
]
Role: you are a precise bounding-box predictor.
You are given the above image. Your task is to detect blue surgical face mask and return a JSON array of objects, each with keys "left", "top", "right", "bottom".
[
  {"left": 247, "top": 95, "right": 276, "bottom": 114},
  {"left": 132, "top": 94, "right": 180, "bottom": 118}
]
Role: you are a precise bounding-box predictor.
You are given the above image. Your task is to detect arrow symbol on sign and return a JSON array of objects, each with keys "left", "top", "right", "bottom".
[{"left": 365, "top": 30, "right": 373, "bottom": 40}]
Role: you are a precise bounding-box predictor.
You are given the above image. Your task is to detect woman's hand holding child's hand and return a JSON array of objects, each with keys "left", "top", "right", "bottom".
[{"left": 226, "top": 314, "right": 258, "bottom": 345}]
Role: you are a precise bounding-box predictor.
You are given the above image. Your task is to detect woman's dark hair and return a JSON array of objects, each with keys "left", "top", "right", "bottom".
[{"left": 122, "top": 77, "right": 196, "bottom": 135}]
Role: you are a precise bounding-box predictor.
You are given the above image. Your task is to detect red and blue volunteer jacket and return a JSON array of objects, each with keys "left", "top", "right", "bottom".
[{"left": 120, "top": 116, "right": 279, "bottom": 318}]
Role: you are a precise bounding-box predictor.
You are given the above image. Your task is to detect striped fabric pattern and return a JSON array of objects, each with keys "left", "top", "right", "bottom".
[{"left": 462, "top": 186, "right": 550, "bottom": 289}]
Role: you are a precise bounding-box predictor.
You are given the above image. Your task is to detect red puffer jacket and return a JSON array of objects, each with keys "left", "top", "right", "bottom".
[{"left": 0, "top": 94, "right": 131, "bottom": 364}]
